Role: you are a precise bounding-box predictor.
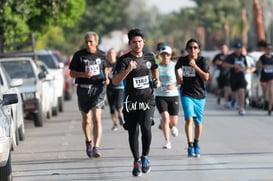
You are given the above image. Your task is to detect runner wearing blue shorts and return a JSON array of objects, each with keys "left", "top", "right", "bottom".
[{"left": 175, "top": 38, "right": 210, "bottom": 158}]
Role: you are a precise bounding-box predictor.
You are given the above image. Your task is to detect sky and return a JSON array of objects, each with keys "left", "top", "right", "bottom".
[{"left": 146, "top": 0, "right": 196, "bottom": 14}]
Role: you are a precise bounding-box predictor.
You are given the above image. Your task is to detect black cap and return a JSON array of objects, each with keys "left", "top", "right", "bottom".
[
  {"left": 156, "top": 42, "right": 165, "bottom": 51},
  {"left": 233, "top": 41, "right": 242, "bottom": 48}
]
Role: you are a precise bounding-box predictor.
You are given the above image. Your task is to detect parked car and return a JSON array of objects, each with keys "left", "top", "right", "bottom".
[
  {"left": 0, "top": 93, "right": 19, "bottom": 181},
  {"left": 0, "top": 50, "right": 64, "bottom": 116},
  {"left": 0, "top": 57, "right": 47, "bottom": 127},
  {"left": 36, "top": 61, "right": 54, "bottom": 119},
  {"left": 0, "top": 65, "right": 24, "bottom": 149},
  {"left": 36, "top": 50, "right": 65, "bottom": 115}
]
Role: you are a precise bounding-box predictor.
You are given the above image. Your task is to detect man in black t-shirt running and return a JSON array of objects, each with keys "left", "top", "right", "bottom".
[
  {"left": 69, "top": 32, "right": 109, "bottom": 158},
  {"left": 112, "top": 29, "right": 160, "bottom": 177},
  {"left": 223, "top": 41, "right": 247, "bottom": 115}
]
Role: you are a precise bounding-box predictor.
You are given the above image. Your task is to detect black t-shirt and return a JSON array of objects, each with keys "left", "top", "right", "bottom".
[
  {"left": 225, "top": 53, "right": 246, "bottom": 77},
  {"left": 107, "top": 62, "right": 119, "bottom": 89},
  {"left": 259, "top": 54, "right": 273, "bottom": 80},
  {"left": 175, "top": 55, "right": 209, "bottom": 99},
  {"left": 212, "top": 53, "right": 229, "bottom": 75},
  {"left": 114, "top": 52, "right": 158, "bottom": 101},
  {"left": 69, "top": 48, "right": 107, "bottom": 84}
]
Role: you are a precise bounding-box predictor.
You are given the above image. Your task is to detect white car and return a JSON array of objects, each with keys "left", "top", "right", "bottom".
[
  {"left": 36, "top": 61, "right": 54, "bottom": 119},
  {"left": 0, "top": 65, "right": 24, "bottom": 150},
  {"left": 36, "top": 50, "right": 65, "bottom": 116},
  {"left": 0, "top": 93, "right": 19, "bottom": 181},
  {"left": 0, "top": 57, "right": 47, "bottom": 127}
]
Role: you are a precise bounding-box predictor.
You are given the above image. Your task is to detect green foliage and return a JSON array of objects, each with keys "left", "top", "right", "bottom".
[
  {"left": 0, "top": 0, "right": 85, "bottom": 52},
  {"left": 78, "top": 0, "right": 131, "bottom": 35}
]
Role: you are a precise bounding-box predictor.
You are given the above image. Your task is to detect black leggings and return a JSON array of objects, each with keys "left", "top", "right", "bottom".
[
  {"left": 123, "top": 106, "right": 155, "bottom": 161},
  {"left": 106, "top": 87, "right": 124, "bottom": 114}
]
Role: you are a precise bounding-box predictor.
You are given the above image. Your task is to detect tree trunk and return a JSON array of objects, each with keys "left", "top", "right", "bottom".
[
  {"left": 253, "top": 0, "right": 266, "bottom": 43},
  {"left": 241, "top": 7, "right": 249, "bottom": 46}
]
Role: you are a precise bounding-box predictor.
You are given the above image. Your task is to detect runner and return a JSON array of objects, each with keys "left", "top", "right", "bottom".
[
  {"left": 175, "top": 38, "right": 210, "bottom": 157},
  {"left": 155, "top": 45, "right": 180, "bottom": 149},
  {"left": 112, "top": 28, "right": 160, "bottom": 177},
  {"left": 69, "top": 31, "right": 109, "bottom": 158}
]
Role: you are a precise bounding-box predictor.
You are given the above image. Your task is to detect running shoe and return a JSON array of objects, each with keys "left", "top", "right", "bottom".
[
  {"left": 92, "top": 146, "right": 101, "bottom": 158},
  {"left": 225, "top": 102, "right": 231, "bottom": 108},
  {"left": 194, "top": 144, "right": 200, "bottom": 158},
  {"left": 171, "top": 126, "right": 179, "bottom": 137},
  {"left": 112, "top": 124, "right": 118, "bottom": 131},
  {"left": 86, "top": 141, "right": 93, "bottom": 158},
  {"left": 187, "top": 146, "right": 195, "bottom": 157},
  {"left": 238, "top": 108, "right": 246, "bottom": 116},
  {"left": 118, "top": 116, "right": 124, "bottom": 125},
  {"left": 132, "top": 160, "right": 142, "bottom": 177},
  {"left": 163, "top": 140, "right": 171, "bottom": 149},
  {"left": 141, "top": 156, "right": 151, "bottom": 173}
]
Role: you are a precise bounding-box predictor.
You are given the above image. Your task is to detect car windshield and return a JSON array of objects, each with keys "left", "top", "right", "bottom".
[
  {"left": 38, "top": 54, "right": 59, "bottom": 69},
  {"left": 1, "top": 61, "right": 35, "bottom": 79}
]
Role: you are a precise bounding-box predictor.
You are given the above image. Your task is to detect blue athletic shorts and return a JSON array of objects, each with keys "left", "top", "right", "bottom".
[{"left": 180, "top": 96, "right": 206, "bottom": 124}]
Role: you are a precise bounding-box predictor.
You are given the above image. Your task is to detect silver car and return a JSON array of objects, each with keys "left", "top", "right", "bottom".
[
  {"left": 0, "top": 93, "right": 18, "bottom": 181},
  {"left": 0, "top": 65, "right": 24, "bottom": 150},
  {"left": 0, "top": 57, "right": 47, "bottom": 127}
]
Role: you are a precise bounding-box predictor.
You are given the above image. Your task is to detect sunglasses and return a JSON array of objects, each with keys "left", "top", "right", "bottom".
[{"left": 188, "top": 46, "right": 199, "bottom": 50}]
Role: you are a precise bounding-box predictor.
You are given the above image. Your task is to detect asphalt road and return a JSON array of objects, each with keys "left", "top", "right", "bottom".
[{"left": 12, "top": 93, "right": 273, "bottom": 181}]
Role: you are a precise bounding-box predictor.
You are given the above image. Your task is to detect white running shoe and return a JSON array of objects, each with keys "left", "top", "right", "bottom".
[
  {"left": 239, "top": 108, "right": 246, "bottom": 116},
  {"left": 171, "top": 126, "right": 179, "bottom": 137},
  {"left": 163, "top": 141, "right": 171, "bottom": 149}
]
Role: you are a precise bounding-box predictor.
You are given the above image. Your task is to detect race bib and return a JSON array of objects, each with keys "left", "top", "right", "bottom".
[
  {"left": 133, "top": 75, "right": 149, "bottom": 89},
  {"left": 264, "top": 65, "right": 273, "bottom": 73},
  {"left": 182, "top": 66, "right": 196, "bottom": 77},
  {"left": 86, "top": 64, "right": 100, "bottom": 75}
]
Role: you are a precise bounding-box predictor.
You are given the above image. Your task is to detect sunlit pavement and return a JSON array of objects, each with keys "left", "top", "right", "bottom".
[{"left": 12, "top": 93, "right": 273, "bottom": 181}]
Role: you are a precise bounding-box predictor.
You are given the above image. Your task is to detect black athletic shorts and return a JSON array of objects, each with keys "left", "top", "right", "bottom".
[
  {"left": 77, "top": 84, "right": 106, "bottom": 113},
  {"left": 155, "top": 96, "right": 179, "bottom": 116}
]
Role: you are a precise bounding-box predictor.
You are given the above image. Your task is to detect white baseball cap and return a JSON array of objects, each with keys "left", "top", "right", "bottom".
[{"left": 160, "top": 45, "right": 172, "bottom": 54}]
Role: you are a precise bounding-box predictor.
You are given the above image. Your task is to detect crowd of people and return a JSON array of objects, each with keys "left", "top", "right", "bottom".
[
  {"left": 68, "top": 28, "right": 273, "bottom": 177},
  {"left": 212, "top": 40, "right": 273, "bottom": 116}
]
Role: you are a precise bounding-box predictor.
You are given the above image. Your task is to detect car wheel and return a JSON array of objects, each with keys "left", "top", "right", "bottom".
[
  {"left": 52, "top": 106, "right": 58, "bottom": 116},
  {"left": 34, "top": 104, "right": 45, "bottom": 127},
  {"left": 46, "top": 108, "right": 52, "bottom": 119},
  {"left": 58, "top": 97, "right": 64, "bottom": 112},
  {"left": 15, "top": 127, "right": 19, "bottom": 145},
  {"left": 11, "top": 121, "right": 18, "bottom": 151},
  {"left": 0, "top": 152, "right": 12, "bottom": 181},
  {"left": 18, "top": 124, "right": 25, "bottom": 141}
]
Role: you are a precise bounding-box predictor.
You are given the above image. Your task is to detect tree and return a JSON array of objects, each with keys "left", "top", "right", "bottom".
[
  {"left": 77, "top": 0, "right": 131, "bottom": 36},
  {"left": 253, "top": 0, "right": 266, "bottom": 43},
  {"left": 0, "top": 0, "right": 85, "bottom": 52}
]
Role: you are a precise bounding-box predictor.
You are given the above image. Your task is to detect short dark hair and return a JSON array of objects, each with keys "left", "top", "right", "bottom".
[
  {"left": 128, "top": 28, "right": 144, "bottom": 40},
  {"left": 186, "top": 38, "right": 201, "bottom": 49}
]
